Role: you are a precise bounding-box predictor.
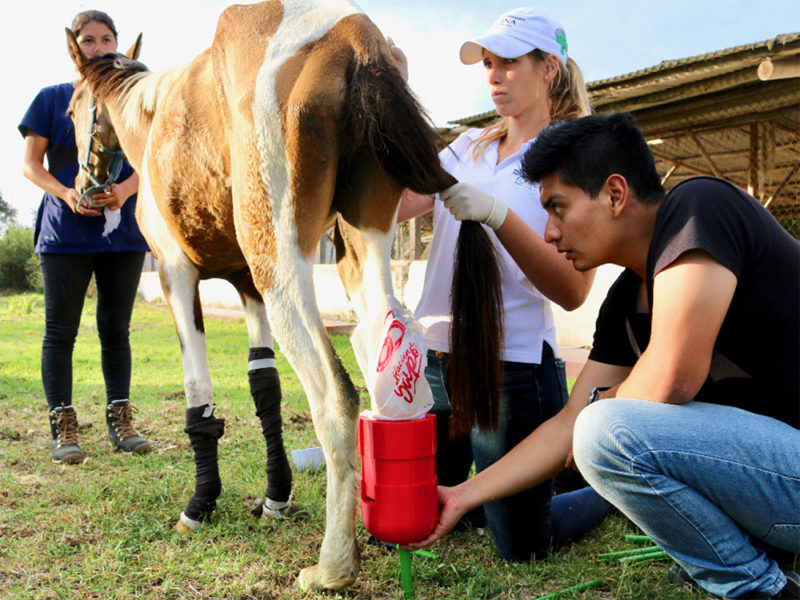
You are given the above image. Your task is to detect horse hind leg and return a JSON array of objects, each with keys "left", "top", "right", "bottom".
[
  {"left": 227, "top": 271, "right": 298, "bottom": 519},
  {"left": 158, "top": 258, "right": 225, "bottom": 533},
  {"left": 255, "top": 268, "right": 360, "bottom": 591}
]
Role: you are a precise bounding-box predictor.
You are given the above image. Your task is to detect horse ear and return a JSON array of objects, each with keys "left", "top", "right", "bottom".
[
  {"left": 66, "top": 27, "right": 86, "bottom": 69},
  {"left": 126, "top": 33, "right": 143, "bottom": 61}
]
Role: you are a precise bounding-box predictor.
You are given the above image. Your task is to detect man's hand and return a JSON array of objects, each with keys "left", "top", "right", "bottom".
[
  {"left": 403, "top": 485, "right": 468, "bottom": 551},
  {"left": 441, "top": 182, "right": 508, "bottom": 230}
]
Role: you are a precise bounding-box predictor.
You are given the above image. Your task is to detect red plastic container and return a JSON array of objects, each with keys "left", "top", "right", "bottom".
[{"left": 359, "top": 414, "right": 438, "bottom": 544}]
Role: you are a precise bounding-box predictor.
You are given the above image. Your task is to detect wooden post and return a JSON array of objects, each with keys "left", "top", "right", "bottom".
[{"left": 748, "top": 123, "right": 760, "bottom": 199}]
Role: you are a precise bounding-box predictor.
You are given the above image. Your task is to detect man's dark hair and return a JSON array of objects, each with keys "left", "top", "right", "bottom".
[{"left": 520, "top": 113, "right": 665, "bottom": 204}]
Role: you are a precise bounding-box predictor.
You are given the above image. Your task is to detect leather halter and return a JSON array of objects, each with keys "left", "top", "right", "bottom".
[{"left": 77, "top": 97, "right": 125, "bottom": 209}]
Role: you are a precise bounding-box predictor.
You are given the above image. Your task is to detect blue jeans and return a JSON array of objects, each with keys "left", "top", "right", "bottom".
[
  {"left": 574, "top": 399, "right": 800, "bottom": 598},
  {"left": 427, "top": 345, "right": 612, "bottom": 561},
  {"left": 40, "top": 252, "right": 145, "bottom": 409}
]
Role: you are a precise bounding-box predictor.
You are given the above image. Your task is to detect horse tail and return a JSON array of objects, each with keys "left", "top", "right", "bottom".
[{"left": 344, "top": 35, "right": 504, "bottom": 438}]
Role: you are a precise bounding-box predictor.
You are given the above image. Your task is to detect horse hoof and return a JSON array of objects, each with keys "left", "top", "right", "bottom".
[
  {"left": 260, "top": 502, "right": 311, "bottom": 522},
  {"left": 174, "top": 520, "right": 192, "bottom": 534},
  {"left": 174, "top": 512, "right": 201, "bottom": 533},
  {"left": 296, "top": 563, "right": 357, "bottom": 592}
]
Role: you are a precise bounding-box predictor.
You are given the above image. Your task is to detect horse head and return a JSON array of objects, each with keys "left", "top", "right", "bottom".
[{"left": 65, "top": 28, "right": 143, "bottom": 208}]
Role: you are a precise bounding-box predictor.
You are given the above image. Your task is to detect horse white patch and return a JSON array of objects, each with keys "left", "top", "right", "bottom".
[
  {"left": 349, "top": 228, "right": 395, "bottom": 320},
  {"left": 249, "top": 0, "right": 363, "bottom": 396}
]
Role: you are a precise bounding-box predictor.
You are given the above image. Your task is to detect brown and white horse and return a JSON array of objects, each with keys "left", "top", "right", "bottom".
[{"left": 67, "top": 0, "right": 457, "bottom": 590}]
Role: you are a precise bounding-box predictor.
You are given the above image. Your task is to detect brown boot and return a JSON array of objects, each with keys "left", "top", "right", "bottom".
[
  {"left": 49, "top": 405, "right": 84, "bottom": 464},
  {"left": 106, "top": 400, "right": 151, "bottom": 454}
]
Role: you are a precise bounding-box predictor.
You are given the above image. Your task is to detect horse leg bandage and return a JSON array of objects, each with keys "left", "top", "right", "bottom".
[
  {"left": 249, "top": 347, "right": 292, "bottom": 504},
  {"left": 183, "top": 404, "right": 225, "bottom": 523}
]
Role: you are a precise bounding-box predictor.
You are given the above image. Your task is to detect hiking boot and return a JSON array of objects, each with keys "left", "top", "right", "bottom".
[
  {"left": 49, "top": 405, "right": 84, "bottom": 464},
  {"left": 106, "top": 400, "right": 151, "bottom": 454}
]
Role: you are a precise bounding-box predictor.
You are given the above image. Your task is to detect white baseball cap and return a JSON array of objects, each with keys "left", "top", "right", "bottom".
[{"left": 460, "top": 7, "right": 569, "bottom": 66}]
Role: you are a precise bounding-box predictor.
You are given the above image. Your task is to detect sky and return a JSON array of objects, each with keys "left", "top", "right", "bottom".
[{"left": 3, "top": 0, "right": 798, "bottom": 224}]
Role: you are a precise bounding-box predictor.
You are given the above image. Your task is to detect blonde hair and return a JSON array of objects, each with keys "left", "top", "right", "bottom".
[{"left": 469, "top": 50, "right": 592, "bottom": 160}]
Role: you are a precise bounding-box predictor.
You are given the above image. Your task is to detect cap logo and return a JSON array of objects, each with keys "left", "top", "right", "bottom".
[
  {"left": 555, "top": 28, "right": 568, "bottom": 55},
  {"left": 500, "top": 14, "right": 526, "bottom": 27}
]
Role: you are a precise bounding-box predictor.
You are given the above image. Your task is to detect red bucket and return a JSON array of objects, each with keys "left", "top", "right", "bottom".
[{"left": 359, "top": 414, "right": 437, "bottom": 544}]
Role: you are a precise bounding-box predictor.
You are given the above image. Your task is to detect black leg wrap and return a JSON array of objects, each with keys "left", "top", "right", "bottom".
[
  {"left": 249, "top": 347, "right": 292, "bottom": 503},
  {"left": 183, "top": 405, "right": 225, "bottom": 522}
]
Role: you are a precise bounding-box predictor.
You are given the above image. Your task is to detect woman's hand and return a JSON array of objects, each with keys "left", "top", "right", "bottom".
[
  {"left": 90, "top": 184, "right": 122, "bottom": 210},
  {"left": 67, "top": 188, "right": 102, "bottom": 217},
  {"left": 402, "top": 485, "right": 469, "bottom": 551},
  {"left": 441, "top": 182, "right": 508, "bottom": 230}
]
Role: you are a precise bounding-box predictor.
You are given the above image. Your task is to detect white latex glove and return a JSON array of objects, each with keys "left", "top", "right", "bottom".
[{"left": 441, "top": 182, "right": 509, "bottom": 230}]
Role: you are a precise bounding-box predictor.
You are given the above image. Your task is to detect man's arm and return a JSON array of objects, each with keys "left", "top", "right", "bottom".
[
  {"left": 615, "top": 250, "right": 737, "bottom": 403},
  {"left": 406, "top": 359, "right": 630, "bottom": 549}
]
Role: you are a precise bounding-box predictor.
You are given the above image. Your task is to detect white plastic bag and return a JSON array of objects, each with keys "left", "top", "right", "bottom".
[{"left": 350, "top": 296, "right": 433, "bottom": 420}]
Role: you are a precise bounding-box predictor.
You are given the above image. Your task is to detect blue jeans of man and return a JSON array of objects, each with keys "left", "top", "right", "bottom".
[
  {"left": 574, "top": 398, "right": 800, "bottom": 598},
  {"left": 427, "top": 345, "right": 612, "bottom": 561}
]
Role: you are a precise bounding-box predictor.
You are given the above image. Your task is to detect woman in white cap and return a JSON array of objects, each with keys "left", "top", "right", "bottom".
[{"left": 399, "top": 7, "right": 611, "bottom": 561}]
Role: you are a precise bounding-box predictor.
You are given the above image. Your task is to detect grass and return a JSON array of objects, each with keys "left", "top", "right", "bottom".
[{"left": 0, "top": 292, "right": 710, "bottom": 600}]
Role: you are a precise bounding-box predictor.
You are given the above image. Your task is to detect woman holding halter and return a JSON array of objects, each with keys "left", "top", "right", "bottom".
[
  {"left": 19, "top": 10, "right": 150, "bottom": 464},
  {"left": 398, "top": 7, "right": 611, "bottom": 561}
]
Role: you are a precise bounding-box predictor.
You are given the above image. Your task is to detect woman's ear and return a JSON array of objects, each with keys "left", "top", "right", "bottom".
[{"left": 544, "top": 54, "right": 560, "bottom": 81}]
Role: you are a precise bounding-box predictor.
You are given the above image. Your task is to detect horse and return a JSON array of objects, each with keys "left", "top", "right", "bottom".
[
  {"left": 66, "top": 0, "right": 507, "bottom": 590},
  {"left": 66, "top": 0, "right": 461, "bottom": 590}
]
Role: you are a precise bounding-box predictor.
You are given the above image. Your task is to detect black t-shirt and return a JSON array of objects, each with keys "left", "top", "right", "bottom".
[
  {"left": 644, "top": 177, "right": 800, "bottom": 428},
  {"left": 589, "top": 267, "right": 760, "bottom": 412},
  {"left": 589, "top": 268, "right": 650, "bottom": 367}
]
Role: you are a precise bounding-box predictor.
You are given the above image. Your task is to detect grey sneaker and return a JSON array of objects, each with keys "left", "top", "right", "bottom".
[{"left": 49, "top": 405, "right": 84, "bottom": 464}]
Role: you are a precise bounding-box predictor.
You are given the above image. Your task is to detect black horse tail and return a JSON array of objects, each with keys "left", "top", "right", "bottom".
[{"left": 345, "top": 24, "right": 504, "bottom": 437}]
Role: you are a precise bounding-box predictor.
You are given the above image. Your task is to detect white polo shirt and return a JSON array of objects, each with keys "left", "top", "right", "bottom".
[{"left": 414, "top": 128, "right": 557, "bottom": 364}]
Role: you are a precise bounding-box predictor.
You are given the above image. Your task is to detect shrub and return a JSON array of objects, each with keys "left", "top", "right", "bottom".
[{"left": 0, "top": 225, "right": 40, "bottom": 291}]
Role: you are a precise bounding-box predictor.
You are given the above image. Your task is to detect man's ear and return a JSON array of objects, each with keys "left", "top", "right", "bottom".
[
  {"left": 606, "top": 174, "right": 630, "bottom": 218},
  {"left": 125, "top": 33, "right": 143, "bottom": 60}
]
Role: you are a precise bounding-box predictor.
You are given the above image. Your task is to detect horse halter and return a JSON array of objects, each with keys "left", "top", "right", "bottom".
[{"left": 77, "top": 97, "right": 125, "bottom": 209}]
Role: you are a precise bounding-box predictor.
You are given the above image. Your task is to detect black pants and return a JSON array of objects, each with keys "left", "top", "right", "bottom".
[{"left": 40, "top": 251, "right": 145, "bottom": 410}]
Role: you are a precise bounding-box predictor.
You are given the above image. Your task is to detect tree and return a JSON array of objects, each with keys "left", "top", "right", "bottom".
[{"left": 0, "top": 190, "right": 17, "bottom": 233}]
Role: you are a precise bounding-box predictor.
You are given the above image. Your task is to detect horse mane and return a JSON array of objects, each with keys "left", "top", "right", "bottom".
[
  {"left": 343, "top": 44, "right": 504, "bottom": 437},
  {"left": 79, "top": 53, "right": 182, "bottom": 131},
  {"left": 81, "top": 53, "right": 149, "bottom": 100}
]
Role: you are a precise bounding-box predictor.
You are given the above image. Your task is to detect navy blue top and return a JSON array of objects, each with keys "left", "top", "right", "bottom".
[{"left": 18, "top": 82, "right": 149, "bottom": 254}]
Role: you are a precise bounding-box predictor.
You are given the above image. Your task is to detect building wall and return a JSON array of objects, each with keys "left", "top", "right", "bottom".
[{"left": 137, "top": 261, "right": 623, "bottom": 349}]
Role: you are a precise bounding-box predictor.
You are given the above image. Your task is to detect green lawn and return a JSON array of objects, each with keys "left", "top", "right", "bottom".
[{"left": 0, "top": 292, "right": 709, "bottom": 599}]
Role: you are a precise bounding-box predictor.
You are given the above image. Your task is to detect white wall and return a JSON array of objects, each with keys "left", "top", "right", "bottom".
[{"left": 138, "top": 261, "right": 622, "bottom": 348}]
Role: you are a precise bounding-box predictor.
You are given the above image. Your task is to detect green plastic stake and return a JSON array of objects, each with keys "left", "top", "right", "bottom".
[
  {"left": 394, "top": 544, "right": 438, "bottom": 559},
  {"left": 624, "top": 534, "right": 653, "bottom": 543},
  {"left": 618, "top": 550, "right": 670, "bottom": 564},
  {"left": 399, "top": 548, "right": 414, "bottom": 599},
  {"left": 532, "top": 578, "right": 603, "bottom": 600},
  {"left": 597, "top": 545, "right": 661, "bottom": 559}
]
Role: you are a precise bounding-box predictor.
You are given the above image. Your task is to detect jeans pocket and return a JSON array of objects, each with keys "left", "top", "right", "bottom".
[
  {"left": 554, "top": 357, "right": 569, "bottom": 406},
  {"left": 762, "top": 523, "right": 800, "bottom": 553}
]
